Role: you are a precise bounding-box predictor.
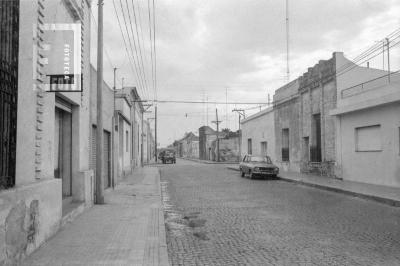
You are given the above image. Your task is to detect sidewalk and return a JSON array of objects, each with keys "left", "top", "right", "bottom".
[
  {"left": 227, "top": 165, "right": 400, "bottom": 207},
  {"left": 23, "top": 167, "right": 169, "bottom": 266}
]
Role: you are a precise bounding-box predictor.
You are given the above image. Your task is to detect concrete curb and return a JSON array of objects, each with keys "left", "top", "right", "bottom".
[
  {"left": 279, "top": 177, "right": 400, "bottom": 207},
  {"left": 180, "top": 157, "right": 239, "bottom": 165},
  {"left": 156, "top": 168, "right": 170, "bottom": 266},
  {"left": 226, "top": 166, "right": 400, "bottom": 207}
]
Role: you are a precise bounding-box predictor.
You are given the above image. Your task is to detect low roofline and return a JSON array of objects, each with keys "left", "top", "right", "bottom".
[{"left": 241, "top": 107, "right": 274, "bottom": 124}]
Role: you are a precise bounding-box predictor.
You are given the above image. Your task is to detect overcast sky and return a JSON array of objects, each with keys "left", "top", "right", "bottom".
[{"left": 90, "top": 0, "right": 400, "bottom": 147}]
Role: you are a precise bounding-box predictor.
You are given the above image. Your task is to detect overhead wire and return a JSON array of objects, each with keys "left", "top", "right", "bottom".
[
  {"left": 112, "top": 0, "right": 141, "bottom": 90},
  {"left": 147, "top": 0, "right": 155, "bottom": 102},
  {"left": 122, "top": 0, "right": 147, "bottom": 97},
  {"left": 114, "top": 0, "right": 146, "bottom": 98},
  {"left": 130, "top": 0, "right": 151, "bottom": 101},
  {"left": 152, "top": 0, "right": 157, "bottom": 102},
  {"left": 135, "top": 0, "right": 154, "bottom": 101},
  {"left": 90, "top": 8, "right": 115, "bottom": 71}
]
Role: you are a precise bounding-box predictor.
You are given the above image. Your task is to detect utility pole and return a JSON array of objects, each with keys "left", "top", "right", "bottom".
[
  {"left": 112, "top": 67, "right": 117, "bottom": 189},
  {"left": 232, "top": 109, "right": 245, "bottom": 161},
  {"left": 95, "top": 0, "right": 104, "bottom": 204},
  {"left": 155, "top": 105, "right": 157, "bottom": 162},
  {"left": 211, "top": 108, "right": 222, "bottom": 162},
  {"left": 382, "top": 40, "right": 385, "bottom": 71},
  {"left": 206, "top": 95, "right": 209, "bottom": 126},
  {"left": 386, "top": 38, "right": 390, "bottom": 82},
  {"left": 142, "top": 104, "right": 152, "bottom": 166},
  {"left": 225, "top": 87, "right": 228, "bottom": 129}
]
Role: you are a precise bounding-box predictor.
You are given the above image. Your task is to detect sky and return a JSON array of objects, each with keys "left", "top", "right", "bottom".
[{"left": 90, "top": 0, "right": 400, "bottom": 147}]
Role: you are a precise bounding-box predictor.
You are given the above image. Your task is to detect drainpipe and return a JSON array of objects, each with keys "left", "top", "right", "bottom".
[
  {"left": 133, "top": 97, "right": 136, "bottom": 168},
  {"left": 141, "top": 110, "right": 144, "bottom": 167}
]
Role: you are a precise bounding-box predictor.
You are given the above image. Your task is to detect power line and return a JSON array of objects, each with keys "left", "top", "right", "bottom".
[
  {"left": 152, "top": 0, "right": 157, "bottom": 102},
  {"left": 145, "top": 100, "right": 270, "bottom": 105},
  {"left": 112, "top": 0, "right": 140, "bottom": 90},
  {"left": 115, "top": 0, "right": 146, "bottom": 98},
  {"left": 130, "top": 0, "right": 151, "bottom": 100},
  {"left": 147, "top": 0, "right": 155, "bottom": 101},
  {"left": 123, "top": 0, "right": 148, "bottom": 98}
]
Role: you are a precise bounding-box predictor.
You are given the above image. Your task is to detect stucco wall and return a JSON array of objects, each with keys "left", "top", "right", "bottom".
[
  {"left": 123, "top": 121, "right": 132, "bottom": 172},
  {"left": 241, "top": 108, "right": 276, "bottom": 163},
  {"left": 90, "top": 66, "right": 114, "bottom": 133},
  {"left": 10, "top": 1, "right": 92, "bottom": 263},
  {"left": 212, "top": 137, "right": 240, "bottom": 162},
  {"left": 16, "top": 0, "right": 42, "bottom": 185},
  {"left": 0, "top": 179, "right": 62, "bottom": 265},
  {"left": 298, "top": 79, "right": 337, "bottom": 162},
  {"left": 274, "top": 99, "right": 301, "bottom": 172},
  {"left": 337, "top": 103, "right": 400, "bottom": 187}
]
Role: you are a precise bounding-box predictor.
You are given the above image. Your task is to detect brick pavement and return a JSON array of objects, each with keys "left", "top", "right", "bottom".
[
  {"left": 161, "top": 159, "right": 400, "bottom": 266},
  {"left": 22, "top": 167, "right": 168, "bottom": 266}
]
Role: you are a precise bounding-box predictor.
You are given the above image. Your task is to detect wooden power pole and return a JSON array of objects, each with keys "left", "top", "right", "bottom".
[
  {"left": 95, "top": 0, "right": 104, "bottom": 204},
  {"left": 232, "top": 109, "right": 245, "bottom": 161},
  {"left": 212, "top": 108, "right": 222, "bottom": 162},
  {"left": 386, "top": 38, "right": 391, "bottom": 82},
  {"left": 112, "top": 67, "right": 117, "bottom": 189},
  {"left": 155, "top": 105, "right": 157, "bottom": 162}
]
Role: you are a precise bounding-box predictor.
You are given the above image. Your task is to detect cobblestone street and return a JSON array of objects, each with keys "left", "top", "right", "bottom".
[{"left": 160, "top": 159, "right": 400, "bottom": 266}]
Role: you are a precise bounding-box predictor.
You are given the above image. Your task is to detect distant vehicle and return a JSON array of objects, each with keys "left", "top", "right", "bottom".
[
  {"left": 239, "top": 155, "right": 279, "bottom": 179},
  {"left": 159, "top": 149, "right": 176, "bottom": 164}
]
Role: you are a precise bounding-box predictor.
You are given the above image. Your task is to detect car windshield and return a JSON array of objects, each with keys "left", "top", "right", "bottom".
[
  {"left": 165, "top": 151, "right": 174, "bottom": 156},
  {"left": 250, "top": 156, "right": 272, "bottom": 163}
]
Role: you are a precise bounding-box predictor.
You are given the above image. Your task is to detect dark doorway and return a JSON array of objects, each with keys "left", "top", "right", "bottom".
[
  {"left": 311, "top": 114, "right": 322, "bottom": 162},
  {"left": 0, "top": 0, "right": 19, "bottom": 189},
  {"left": 282, "top": 128, "right": 289, "bottom": 161},
  {"left": 54, "top": 107, "right": 72, "bottom": 198},
  {"left": 303, "top": 137, "right": 310, "bottom": 162},
  {"left": 103, "top": 130, "right": 111, "bottom": 188}
]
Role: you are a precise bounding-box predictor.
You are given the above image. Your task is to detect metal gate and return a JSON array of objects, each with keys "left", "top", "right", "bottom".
[
  {"left": 103, "top": 130, "right": 110, "bottom": 188},
  {"left": 91, "top": 127, "right": 111, "bottom": 189},
  {"left": 0, "top": 0, "right": 20, "bottom": 189}
]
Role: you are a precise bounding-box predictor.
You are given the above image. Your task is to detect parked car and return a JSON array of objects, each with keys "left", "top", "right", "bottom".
[
  {"left": 159, "top": 150, "right": 176, "bottom": 164},
  {"left": 239, "top": 155, "right": 279, "bottom": 179}
]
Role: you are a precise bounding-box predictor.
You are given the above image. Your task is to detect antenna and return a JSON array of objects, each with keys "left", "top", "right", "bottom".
[{"left": 286, "top": 0, "right": 290, "bottom": 83}]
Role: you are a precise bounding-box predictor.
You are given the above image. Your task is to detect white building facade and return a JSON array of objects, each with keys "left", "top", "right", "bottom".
[
  {"left": 241, "top": 107, "right": 276, "bottom": 163},
  {"left": 331, "top": 56, "right": 400, "bottom": 187}
]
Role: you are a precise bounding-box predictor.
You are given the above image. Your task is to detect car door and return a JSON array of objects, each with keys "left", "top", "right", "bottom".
[
  {"left": 246, "top": 156, "right": 251, "bottom": 173},
  {"left": 244, "top": 155, "right": 251, "bottom": 173}
]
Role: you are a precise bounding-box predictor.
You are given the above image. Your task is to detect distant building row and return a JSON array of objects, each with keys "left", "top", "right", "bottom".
[
  {"left": 242, "top": 52, "right": 400, "bottom": 188},
  {"left": 172, "top": 128, "right": 240, "bottom": 162}
]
